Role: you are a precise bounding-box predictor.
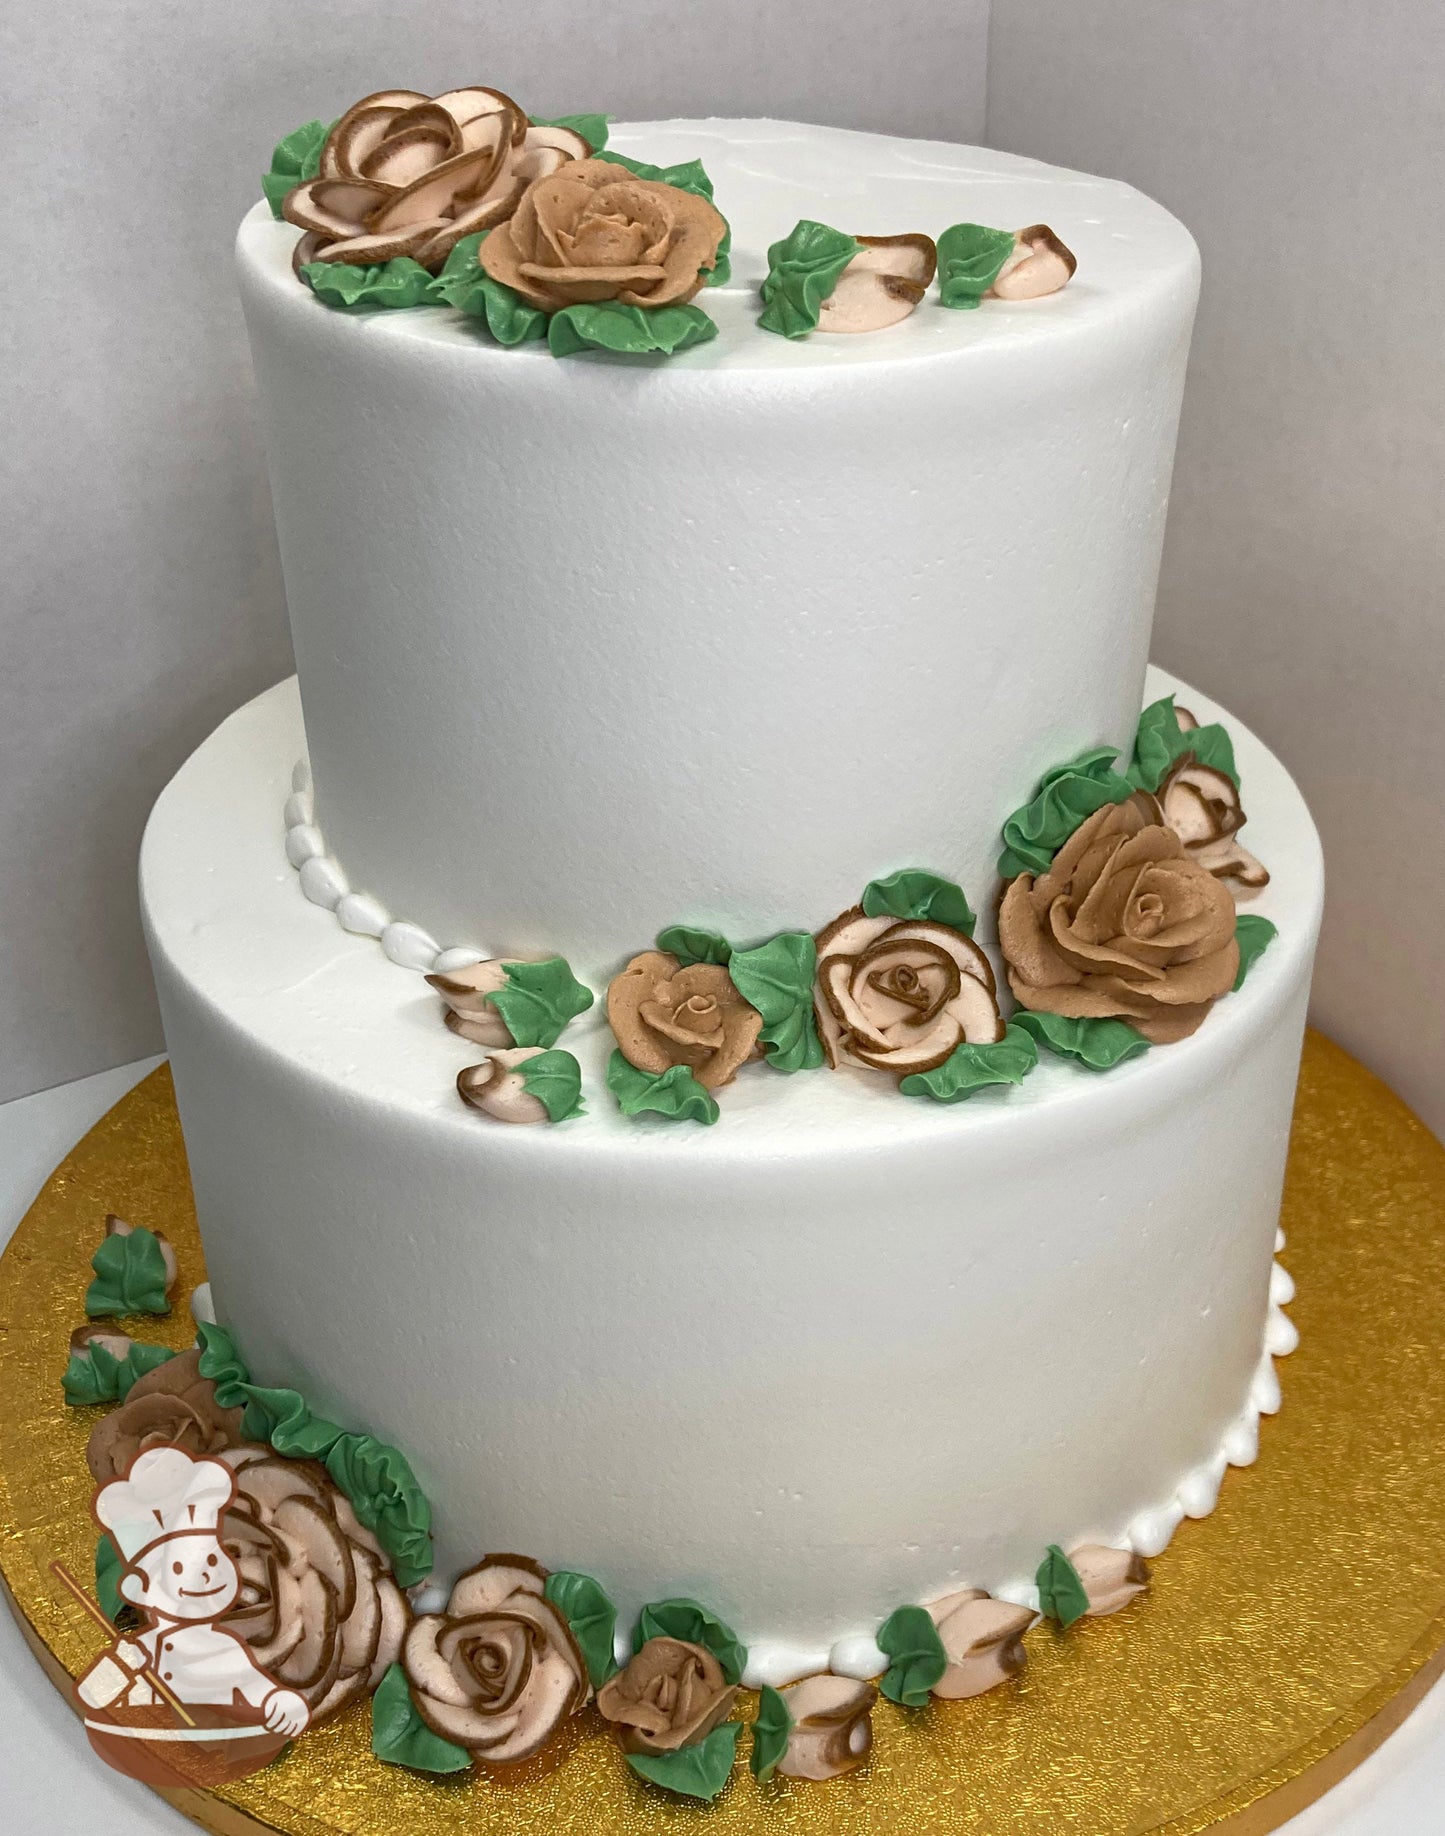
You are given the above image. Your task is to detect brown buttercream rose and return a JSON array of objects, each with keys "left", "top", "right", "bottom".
[
  {"left": 403, "top": 1555, "right": 587, "bottom": 1764},
  {"left": 86, "top": 1348, "right": 244, "bottom": 1483},
  {"left": 814, "top": 912, "right": 1003, "bottom": 1076},
  {"left": 608, "top": 951, "right": 762, "bottom": 1089},
  {"left": 479, "top": 159, "right": 727, "bottom": 311},
  {"left": 999, "top": 797, "right": 1240, "bottom": 1044},
  {"left": 219, "top": 1445, "right": 411, "bottom": 1724},
  {"left": 595, "top": 1636, "right": 736, "bottom": 1755}
]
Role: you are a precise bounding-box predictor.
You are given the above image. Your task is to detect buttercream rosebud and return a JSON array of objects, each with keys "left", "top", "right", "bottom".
[
  {"left": 427, "top": 959, "right": 515, "bottom": 1046},
  {"left": 989, "top": 225, "right": 1077, "bottom": 299},
  {"left": 1069, "top": 1544, "right": 1151, "bottom": 1617},
  {"left": 925, "top": 1589, "right": 1038, "bottom": 1699},
  {"left": 775, "top": 1673, "right": 876, "bottom": 1779},
  {"left": 457, "top": 1049, "right": 552, "bottom": 1124},
  {"left": 1157, "top": 754, "right": 1269, "bottom": 891},
  {"left": 818, "top": 234, "right": 937, "bottom": 334}
]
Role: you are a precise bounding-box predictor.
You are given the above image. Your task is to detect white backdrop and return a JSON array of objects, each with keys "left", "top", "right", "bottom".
[
  {"left": 0, "top": 1, "right": 989, "bottom": 1105},
  {"left": 987, "top": 0, "right": 1445, "bottom": 1137},
  {"left": 3, "top": 2, "right": 1443, "bottom": 1138}
]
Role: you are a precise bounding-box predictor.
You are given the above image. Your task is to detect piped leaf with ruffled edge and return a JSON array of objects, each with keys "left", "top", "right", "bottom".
[
  {"left": 63, "top": 1334, "right": 175, "bottom": 1407},
  {"left": 900, "top": 1021, "right": 1039, "bottom": 1103},
  {"left": 594, "top": 150, "right": 731, "bottom": 286},
  {"left": 877, "top": 1603, "right": 948, "bottom": 1706},
  {"left": 547, "top": 300, "right": 718, "bottom": 358},
  {"left": 1012, "top": 1010, "right": 1149, "bottom": 1071},
  {"left": 1128, "top": 695, "right": 1240, "bottom": 793},
  {"left": 544, "top": 1570, "right": 619, "bottom": 1687},
  {"left": 515, "top": 1050, "right": 586, "bottom": 1122},
  {"left": 628, "top": 1720, "right": 743, "bottom": 1801},
  {"left": 726, "top": 932, "right": 824, "bottom": 1073},
  {"left": 606, "top": 1050, "right": 720, "bottom": 1125},
  {"left": 758, "top": 220, "right": 862, "bottom": 338},
  {"left": 748, "top": 1685, "right": 793, "bottom": 1781},
  {"left": 861, "top": 868, "right": 976, "bottom": 935},
  {"left": 997, "top": 746, "right": 1135, "bottom": 878},
  {"left": 95, "top": 1534, "right": 132, "bottom": 1627},
  {"left": 1233, "top": 914, "right": 1278, "bottom": 990},
  {"left": 486, "top": 957, "right": 594, "bottom": 1048},
  {"left": 85, "top": 1222, "right": 173, "bottom": 1318},
  {"left": 300, "top": 257, "right": 440, "bottom": 310},
  {"left": 655, "top": 924, "right": 733, "bottom": 967},
  {"left": 371, "top": 1662, "right": 471, "bottom": 1773},
  {"left": 432, "top": 232, "right": 548, "bottom": 342},
  {"left": 1037, "top": 1544, "right": 1091, "bottom": 1627},
  {"left": 936, "top": 222, "right": 1017, "bottom": 309},
  {"left": 633, "top": 1598, "right": 748, "bottom": 1685},
  {"left": 263, "top": 118, "right": 331, "bottom": 219}
]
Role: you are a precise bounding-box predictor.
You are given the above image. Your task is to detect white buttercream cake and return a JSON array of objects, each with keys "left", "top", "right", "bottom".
[{"left": 134, "top": 110, "right": 1318, "bottom": 1769}]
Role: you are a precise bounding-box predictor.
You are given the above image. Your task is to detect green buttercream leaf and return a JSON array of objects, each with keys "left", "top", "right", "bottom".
[
  {"left": 861, "top": 868, "right": 976, "bottom": 934},
  {"left": 432, "top": 233, "right": 548, "bottom": 343},
  {"left": 997, "top": 746, "right": 1135, "bottom": 878},
  {"left": 301, "top": 258, "right": 440, "bottom": 311},
  {"left": 606, "top": 1051, "right": 720, "bottom": 1125},
  {"left": 936, "top": 221, "right": 1017, "bottom": 309},
  {"left": 547, "top": 300, "right": 718, "bottom": 358},
  {"left": 758, "top": 219, "right": 861, "bottom": 337},
  {"left": 516, "top": 1050, "right": 586, "bottom": 1122},
  {"left": 95, "top": 1534, "right": 129, "bottom": 1627},
  {"left": 194, "top": 1322, "right": 433, "bottom": 1584},
  {"left": 543, "top": 1570, "right": 619, "bottom": 1687},
  {"left": 371, "top": 1662, "right": 471, "bottom": 1773},
  {"left": 633, "top": 1598, "right": 747, "bottom": 1684},
  {"left": 1128, "top": 695, "right": 1240, "bottom": 792},
  {"left": 1233, "top": 914, "right": 1278, "bottom": 991},
  {"left": 489, "top": 957, "right": 594, "bottom": 1047},
  {"left": 726, "top": 932, "right": 824, "bottom": 1073},
  {"left": 593, "top": 150, "right": 730, "bottom": 285},
  {"left": 530, "top": 112, "right": 611, "bottom": 152},
  {"left": 877, "top": 1604, "right": 947, "bottom": 1707},
  {"left": 748, "top": 1685, "right": 793, "bottom": 1781},
  {"left": 63, "top": 1339, "right": 174, "bottom": 1407},
  {"left": 262, "top": 118, "right": 331, "bottom": 218},
  {"left": 656, "top": 924, "right": 733, "bottom": 966},
  {"left": 628, "top": 1720, "right": 743, "bottom": 1801},
  {"left": 900, "top": 1021, "right": 1040, "bottom": 1104},
  {"left": 1037, "top": 1544, "right": 1091, "bottom": 1627},
  {"left": 1013, "top": 1009, "right": 1149, "bottom": 1071},
  {"left": 86, "top": 1226, "right": 170, "bottom": 1318}
]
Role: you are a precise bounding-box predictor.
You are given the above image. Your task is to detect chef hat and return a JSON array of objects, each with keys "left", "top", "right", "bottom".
[{"left": 94, "top": 1445, "right": 237, "bottom": 1563}]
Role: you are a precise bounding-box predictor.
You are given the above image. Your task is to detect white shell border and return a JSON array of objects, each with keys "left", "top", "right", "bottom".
[{"left": 284, "top": 762, "right": 484, "bottom": 977}]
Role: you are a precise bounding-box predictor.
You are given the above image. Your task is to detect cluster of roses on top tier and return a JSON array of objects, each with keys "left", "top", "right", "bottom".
[{"left": 429, "top": 697, "right": 1275, "bottom": 1126}]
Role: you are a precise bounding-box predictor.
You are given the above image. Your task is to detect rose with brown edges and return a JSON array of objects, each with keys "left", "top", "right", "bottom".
[
  {"left": 86, "top": 1348, "right": 244, "bottom": 1483},
  {"left": 479, "top": 159, "right": 727, "bottom": 311},
  {"left": 607, "top": 951, "right": 762, "bottom": 1089},
  {"left": 403, "top": 1556, "right": 586, "bottom": 1764},
  {"left": 595, "top": 1636, "right": 736, "bottom": 1755},
  {"left": 219, "top": 1445, "right": 411, "bottom": 1724},
  {"left": 999, "top": 796, "right": 1240, "bottom": 1043}
]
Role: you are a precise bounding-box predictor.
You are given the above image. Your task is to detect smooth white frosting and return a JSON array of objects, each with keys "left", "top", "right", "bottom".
[
  {"left": 236, "top": 118, "right": 1199, "bottom": 973},
  {"left": 140, "top": 667, "right": 1320, "bottom": 1666}
]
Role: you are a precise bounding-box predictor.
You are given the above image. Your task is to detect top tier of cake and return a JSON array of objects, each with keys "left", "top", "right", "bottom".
[{"left": 237, "top": 118, "right": 1199, "bottom": 973}]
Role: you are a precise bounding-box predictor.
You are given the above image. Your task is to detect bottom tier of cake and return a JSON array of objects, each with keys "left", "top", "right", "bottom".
[{"left": 139, "top": 668, "right": 1321, "bottom": 1684}]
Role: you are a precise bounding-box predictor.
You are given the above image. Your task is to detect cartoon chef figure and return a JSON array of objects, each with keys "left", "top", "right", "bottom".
[{"left": 77, "top": 1443, "right": 309, "bottom": 1738}]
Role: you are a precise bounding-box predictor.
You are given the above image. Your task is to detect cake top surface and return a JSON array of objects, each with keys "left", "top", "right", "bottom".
[{"left": 239, "top": 116, "right": 1198, "bottom": 373}]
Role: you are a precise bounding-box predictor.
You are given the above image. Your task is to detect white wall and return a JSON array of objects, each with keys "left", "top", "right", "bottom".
[
  {"left": 988, "top": 0, "right": 1445, "bottom": 1138},
  {"left": 0, "top": 1, "right": 989, "bottom": 1104}
]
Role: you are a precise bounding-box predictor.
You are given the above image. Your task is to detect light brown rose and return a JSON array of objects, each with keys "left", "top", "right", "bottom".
[
  {"left": 814, "top": 912, "right": 1003, "bottom": 1076},
  {"left": 924, "top": 1589, "right": 1038, "bottom": 1699},
  {"left": 595, "top": 1636, "right": 736, "bottom": 1755},
  {"left": 772, "top": 1673, "right": 876, "bottom": 1780},
  {"left": 479, "top": 159, "right": 727, "bottom": 311},
  {"left": 999, "top": 797, "right": 1240, "bottom": 1044},
  {"left": 608, "top": 951, "right": 762, "bottom": 1089},
  {"left": 86, "top": 1347, "right": 244, "bottom": 1483},
  {"left": 283, "top": 86, "right": 596, "bottom": 275},
  {"left": 218, "top": 1444, "right": 411, "bottom": 1724},
  {"left": 403, "top": 1555, "right": 586, "bottom": 1764}
]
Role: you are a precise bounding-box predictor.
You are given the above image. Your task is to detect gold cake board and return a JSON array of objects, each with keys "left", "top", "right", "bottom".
[{"left": 2, "top": 1033, "right": 1444, "bottom": 1835}]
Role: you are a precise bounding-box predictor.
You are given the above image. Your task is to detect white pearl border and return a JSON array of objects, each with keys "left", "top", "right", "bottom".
[{"left": 283, "top": 762, "right": 485, "bottom": 977}]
